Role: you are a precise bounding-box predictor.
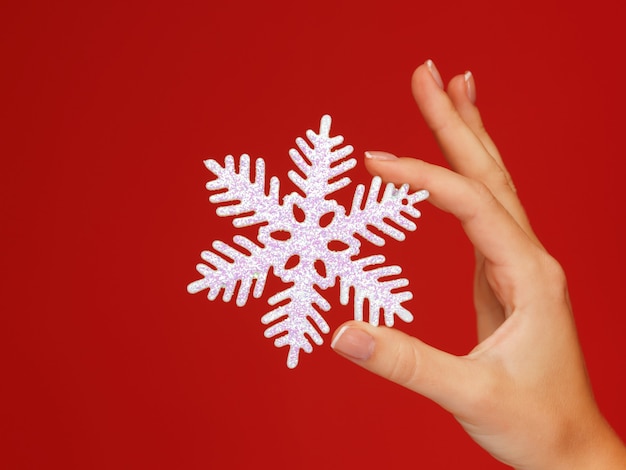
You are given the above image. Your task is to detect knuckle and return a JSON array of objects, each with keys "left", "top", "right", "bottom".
[
  {"left": 472, "top": 179, "right": 492, "bottom": 199},
  {"left": 472, "top": 163, "right": 513, "bottom": 197},
  {"left": 522, "top": 250, "right": 569, "bottom": 304},
  {"left": 459, "top": 179, "right": 498, "bottom": 223},
  {"left": 471, "top": 180, "right": 498, "bottom": 210},
  {"left": 541, "top": 254, "right": 568, "bottom": 294},
  {"left": 488, "top": 167, "right": 513, "bottom": 192},
  {"left": 430, "top": 102, "right": 464, "bottom": 136},
  {"left": 386, "top": 341, "right": 424, "bottom": 388},
  {"left": 503, "top": 169, "right": 517, "bottom": 193}
]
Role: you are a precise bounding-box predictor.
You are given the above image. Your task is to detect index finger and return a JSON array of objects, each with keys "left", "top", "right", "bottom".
[{"left": 365, "top": 155, "right": 541, "bottom": 278}]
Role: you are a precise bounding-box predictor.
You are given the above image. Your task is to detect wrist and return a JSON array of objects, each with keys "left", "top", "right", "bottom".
[
  {"left": 565, "top": 419, "right": 626, "bottom": 470},
  {"left": 522, "top": 413, "right": 626, "bottom": 470}
]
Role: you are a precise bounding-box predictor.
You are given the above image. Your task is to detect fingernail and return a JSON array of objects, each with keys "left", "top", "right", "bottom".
[
  {"left": 331, "top": 326, "right": 375, "bottom": 361},
  {"left": 464, "top": 70, "right": 476, "bottom": 104},
  {"left": 364, "top": 150, "right": 398, "bottom": 161},
  {"left": 425, "top": 59, "right": 444, "bottom": 89}
]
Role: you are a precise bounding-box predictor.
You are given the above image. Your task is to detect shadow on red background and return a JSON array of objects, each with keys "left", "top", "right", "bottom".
[{"left": 1, "top": 1, "right": 624, "bottom": 468}]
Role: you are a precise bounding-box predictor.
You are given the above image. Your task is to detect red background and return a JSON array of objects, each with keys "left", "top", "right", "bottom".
[{"left": 1, "top": 1, "right": 625, "bottom": 468}]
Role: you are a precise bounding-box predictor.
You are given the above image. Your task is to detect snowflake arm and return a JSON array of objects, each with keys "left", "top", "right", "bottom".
[
  {"left": 187, "top": 235, "right": 284, "bottom": 306},
  {"left": 261, "top": 245, "right": 336, "bottom": 368},
  {"left": 262, "top": 285, "right": 331, "bottom": 369},
  {"left": 205, "top": 154, "right": 286, "bottom": 228},
  {"left": 287, "top": 115, "right": 356, "bottom": 200},
  {"left": 346, "top": 176, "right": 429, "bottom": 246},
  {"left": 339, "top": 255, "right": 414, "bottom": 327}
]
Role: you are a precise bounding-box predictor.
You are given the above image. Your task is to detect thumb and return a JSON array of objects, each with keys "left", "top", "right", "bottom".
[{"left": 331, "top": 321, "right": 481, "bottom": 415}]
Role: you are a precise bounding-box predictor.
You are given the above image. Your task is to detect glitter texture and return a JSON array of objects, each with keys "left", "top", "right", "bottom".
[{"left": 188, "top": 115, "right": 428, "bottom": 368}]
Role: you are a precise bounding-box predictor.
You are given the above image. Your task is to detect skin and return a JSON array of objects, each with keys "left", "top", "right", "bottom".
[{"left": 330, "top": 61, "right": 626, "bottom": 469}]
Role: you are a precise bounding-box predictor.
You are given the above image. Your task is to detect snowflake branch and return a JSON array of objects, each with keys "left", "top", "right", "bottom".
[
  {"left": 187, "top": 235, "right": 285, "bottom": 306},
  {"left": 287, "top": 115, "right": 356, "bottom": 198},
  {"left": 339, "top": 255, "right": 414, "bottom": 327},
  {"left": 261, "top": 285, "right": 331, "bottom": 369},
  {"left": 204, "top": 154, "right": 287, "bottom": 227},
  {"left": 346, "top": 176, "right": 429, "bottom": 246}
]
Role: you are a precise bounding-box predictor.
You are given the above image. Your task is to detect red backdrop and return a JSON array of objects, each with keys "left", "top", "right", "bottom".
[{"left": 2, "top": 1, "right": 625, "bottom": 468}]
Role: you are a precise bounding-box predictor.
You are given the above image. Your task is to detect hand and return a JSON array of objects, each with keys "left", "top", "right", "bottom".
[{"left": 331, "top": 60, "right": 626, "bottom": 469}]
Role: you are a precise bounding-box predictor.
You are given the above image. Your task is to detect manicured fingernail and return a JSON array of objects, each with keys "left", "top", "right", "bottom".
[
  {"left": 364, "top": 150, "right": 398, "bottom": 161},
  {"left": 464, "top": 70, "right": 476, "bottom": 104},
  {"left": 331, "top": 326, "right": 375, "bottom": 361},
  {"left": 425, "top": 59, "right": 444, "bottom": 89}
]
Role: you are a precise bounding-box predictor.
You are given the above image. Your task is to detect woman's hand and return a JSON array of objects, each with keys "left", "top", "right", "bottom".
[{"left": 331, "top": 60, "right": 626, "bottom": 469}]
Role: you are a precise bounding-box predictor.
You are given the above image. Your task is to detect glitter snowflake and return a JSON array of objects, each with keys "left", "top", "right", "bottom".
[{"left": 188, "top": 115, "right": 428, "bottom": 368}]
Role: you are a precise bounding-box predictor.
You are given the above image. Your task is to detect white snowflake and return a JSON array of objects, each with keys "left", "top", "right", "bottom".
[{"left": 188, "top": 115, "right": 428, "bottom": 368}]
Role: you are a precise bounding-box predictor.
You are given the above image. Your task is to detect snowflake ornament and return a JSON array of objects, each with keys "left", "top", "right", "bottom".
[{"left": 188, "top": 115, "right": 429, "bottom": 368}]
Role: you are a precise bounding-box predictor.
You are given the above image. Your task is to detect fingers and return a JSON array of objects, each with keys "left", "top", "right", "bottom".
[
  {"left": 364, "top": 155, "right": 539, "bottom": 275},
  {"left": 446, "top": 72, "right": 506, "bottom": 175},
  {"left": 412, "top": 62, "right": 504, "bottom": 186},
  {"left": 413, "top": 62, "right": 539, "bottom": 245},
  {"left": 331, "top": 321, "right": 481, "bottom": 415}
]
